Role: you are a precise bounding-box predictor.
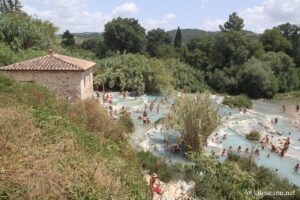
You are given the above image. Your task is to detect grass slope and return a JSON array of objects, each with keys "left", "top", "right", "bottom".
[{"left": 0, "top": 76, "right": 149, "bottom": 199}]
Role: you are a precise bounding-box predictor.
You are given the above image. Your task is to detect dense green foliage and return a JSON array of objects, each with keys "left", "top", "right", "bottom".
[
  {"left": 94, "top": 54, "right": 173, "bottom": 95},
  {"left": 260, "top": 29, "right": 293, "bottom": 53},
  {"left": 77, "top": 14, "right": 300, "bottom": 99},
  {"left": 0, "top": 44, "right": 47, "bottom": 67},
  {"left": 190, "top": 153, "right": 300, "bottom": 200},
  {"left": 223, "top": 95, "right": 253, "bottom": 108},
  {"left": 0, "top": 13, "right": 57, "bottom": 51},
  {"left": 94, "top": 54, "right": 206, "bottom": 94},
  {"left": 0, "top": 12, "right": 54, "bottom": 67},
  {"left": 239, "top": 58, "right": 279, "bottom": 98},
  {"left": 163, "top": 58, "right": 206, "bottom": 92},
  {"left": 103, "top": 17, "right": 147, "bottom": 54}
]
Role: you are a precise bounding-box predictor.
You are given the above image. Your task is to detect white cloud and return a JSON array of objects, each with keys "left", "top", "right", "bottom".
[
  {"left": 240, "top": 0, "right": 300, "bottom": 33},
  {"left": 112, "top": 2, "right": 138, "bottom": 17},
  {"left": 198, "top": 0, "right": 300, "bottom": 33},
  {"left": 23, "top": 1, "right": 139, "bottom": 33},
  {"left": 145, "top": 13, "right": 176, "bottom": 30}
]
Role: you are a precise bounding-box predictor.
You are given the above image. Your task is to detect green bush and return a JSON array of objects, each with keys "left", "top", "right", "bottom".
[
  {"left": 167, "top": 93, "right": 219, "bottom": 152},
  {"left": 275, "top": 90, "right": 300, "bottom": 98},
  {"left": 136, "top": 151, "right": 184, "bottom": 182},
  {"left": 190, "top": 152, "right": 300, "bottom": 200},
  {"left": 223, "top": 94, "right": 253, "bottom": 108},
  {"left": 227, "top": 152, "right": 241, "bottom": 162},
  {"left": 246, "top": 130, "right": 261, "bottom": 141},
  {"left": 118, "top": 110, "right": 134, "bottom": 133}
]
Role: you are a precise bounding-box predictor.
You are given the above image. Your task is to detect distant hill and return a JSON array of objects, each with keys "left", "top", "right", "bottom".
[
  {"left": 72, "top": 32, "right": 103, "bottom": 40},
  {"left": 58, "top": 32, "right": 103, "bottom": 44},
  {"left": 59, "top": 29, "right": 259, "bottom": 45},
  {"left": 167, "top": 29, "right": 259, "bottom": 43},
  {"left": 73, "top": 32, "right": 103, "bottom": 44},
  {"left": 167, "top": 29, "right": 218, "bottom": 43}
]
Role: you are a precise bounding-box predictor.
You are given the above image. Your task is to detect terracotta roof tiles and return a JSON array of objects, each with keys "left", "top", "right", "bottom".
[{"left": 0, "top": 54, "right": 96, "bottom": 71}]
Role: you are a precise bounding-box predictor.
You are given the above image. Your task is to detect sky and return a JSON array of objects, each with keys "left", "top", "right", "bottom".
[{"left": 22, "top": 0, "right": 300, "bottom": 33}]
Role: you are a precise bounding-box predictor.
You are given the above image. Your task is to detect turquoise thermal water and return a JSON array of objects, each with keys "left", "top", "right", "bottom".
[{"left": 102, "top": 93, "right": 300, "bottom": 186}]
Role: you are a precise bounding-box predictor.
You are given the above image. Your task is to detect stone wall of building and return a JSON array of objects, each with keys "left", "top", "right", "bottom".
[
  {"left": 0, "top": 70, "right": 94, "bottom": 101},
  {"left": 79, "top": 68, "right": 94, "bottom": 100}
]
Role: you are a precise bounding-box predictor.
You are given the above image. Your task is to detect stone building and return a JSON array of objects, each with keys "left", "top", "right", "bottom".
[{"left": 0, "top": 51, "right": 96, "bottom": 101}]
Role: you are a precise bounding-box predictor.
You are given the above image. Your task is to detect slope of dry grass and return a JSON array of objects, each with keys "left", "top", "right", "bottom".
[{"left": 0, "top": 76, "right": 149, "bottom": 199}]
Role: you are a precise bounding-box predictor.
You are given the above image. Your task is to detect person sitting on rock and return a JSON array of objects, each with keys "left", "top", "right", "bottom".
[{"left": 149, "top": 173, "right": 161, "bottom": 199}]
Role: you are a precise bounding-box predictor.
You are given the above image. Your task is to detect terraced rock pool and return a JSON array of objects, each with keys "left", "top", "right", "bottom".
[{"left": 100, "top": 92, "right": 300, "bottom": 187}]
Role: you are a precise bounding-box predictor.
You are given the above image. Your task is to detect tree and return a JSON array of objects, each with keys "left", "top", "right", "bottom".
[
  {"left": 164, "top": 59, "right": 206, "bottom": 93},
  {"left": 220, "top": 12, "right": 244, "bottom": 32},
  {"left": 210, "top": 31, "right": 249, "bottom": 69},
  {"left": 184, "top": 36, "right": 213, "bottom": 71},
  {"left": 94, "top": 54, "right": 173, "bottom": 95},
  {"left": 246, "top": 39, "right": 265, "bottom": 59},
  {"left": 174, "top": 27, "right": 182, "bottom": 48},
  {"left": 239, "top": 58, "right": 279, "bottom": 99},
  {"left": 0, "top": 0, "right": 9, "bottom": 13},
  {"left": 260, "top": 29, "right": 292, "bottom": 54},
  {"left": 81, "top": 38, "right": 101, "bottom": 52},
  {"left": 262, "top": 51, "right": 295, "bottom": 75},
  {"left": 166, "top": 93, "right": 219, "bottom": 152},
  {"left": 104, "top": 17, "right": 147, "bottom": 54},
  {"left": 14, "top": 0, "right": 21, "bottom": 12},
  {"left": 155, "top": 44, "right": 176, "bottom": 59},
  {"left": 184, "top": 49, "right": 208, "bottom": 71},
  {"left": 146, "top": 28, "right": 172, "bottom": 57},
  {"left": 277, "top": 23, "right": 300, "bottom": 66},
  {"left": 208, "top": 69, "right": 238, "bottom": 94},
  {"left": 0, "top": 14, "right": 57, "bottom": 50},
  {"left": 0, "top": 0, "right": 22, "bottom": 13},
  {"left": 61, "top": 30, "right": 75, "bottom": 47},
  {"left": 277, "top": 23, "right": 300, "bottom": 42},
  {"left": 263, "top": 52, "right": 298, "bottom": 92},
  {"left": 7, "top": 0, "right": 14, "bottom": 12}
]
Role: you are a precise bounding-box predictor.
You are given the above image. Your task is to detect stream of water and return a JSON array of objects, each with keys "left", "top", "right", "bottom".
[{"left": 101, "top": 92, "right": 300, "bottom": 187}]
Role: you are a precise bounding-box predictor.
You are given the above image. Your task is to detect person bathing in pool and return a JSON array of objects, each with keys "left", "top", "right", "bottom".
[{"left": 293, "top": 163, "right": 300, "bottom": 173}]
